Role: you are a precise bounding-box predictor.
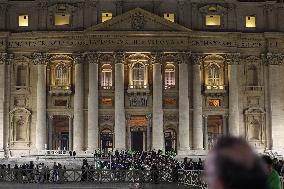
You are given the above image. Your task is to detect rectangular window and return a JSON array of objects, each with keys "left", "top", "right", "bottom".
[
  {"left": 54, "top": 13, "right": 70, "bottom": 26},
  {"left": 205, "top": 15, "right": 221, "bottom": 26},
  {"left": 18, "top": 15, "right": 29, "bottom": 27},
  {"left": 102, "top": 12, "right": 112, "bottom": 22},
  {"left": 164, "top": 13, "right": 175, "bottom": 22},
  {"left": 246, "top": 16, "right": 256, "bottom": 28}
]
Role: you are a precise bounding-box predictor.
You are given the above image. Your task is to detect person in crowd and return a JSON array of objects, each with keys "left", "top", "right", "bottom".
[
  {"left": 262, "top": 155, "right": 282, "bottom": 189},
  {"left": 204, "top": 136, "right": 268, "bottom": 189}
]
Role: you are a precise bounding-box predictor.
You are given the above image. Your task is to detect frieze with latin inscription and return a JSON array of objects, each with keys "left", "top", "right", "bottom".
[{"left": 0, "top": 34, "right": 276, "bottom": 52}]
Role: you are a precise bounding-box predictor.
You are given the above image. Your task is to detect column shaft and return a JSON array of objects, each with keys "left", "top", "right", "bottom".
[
  {"left": 152, "top": 63, "right": 164, "bottom": 150},
  {"left": 178, "top": 62, "right": 190, "bottom": 152},
  {"left": 203, "top": 116, "right": 208, "bottom": 150},
  {"left": 88, "top": 63, "right": 99, "bottom": 150},
  {"left": 69, "top": 116, "right": 73, "bottom": 151},
  {"left": 36, "top": 64, "right": 47, "bottom": 151},
  {"left": 73, "top": 63, "right": 84, "bottom": 151},
  {"left": 0, "top": 62, "right": 5, "bottom": 152},
  {"left": 114, "top": 63, "right": 126, "bottom": 150},
  {"left": 228, "top": 64, "right": 240, "bottom": 136},
  {"left": 48, "top": 116, "right": 53, "bottom": 150},
  {"left": 193, "top": 64, "right": 203, "bottom": 150}
]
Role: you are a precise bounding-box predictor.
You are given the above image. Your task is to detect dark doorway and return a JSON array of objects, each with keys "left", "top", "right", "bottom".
[
  {"left": 131, "top": 131, "right": 143, "bottom": 151},
  {"left": 52, "top": 115, "right": 69, "bottom": 150},
  {"left": 100, "top": 129, "right": 113, "bottom": 154},
  {"left": 164, "top": 129, "right": 177, "bottom": 152},
  {"left": 207, "top": 115, "right": 223, "bottom": 150}
]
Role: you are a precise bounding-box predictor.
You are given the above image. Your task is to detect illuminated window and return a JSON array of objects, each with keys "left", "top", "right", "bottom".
[
  {"left": 164, "top": 13, "right": 175, "bottom": 22},
  {"left": 164, "top": 64, "right": 175, "bottom": 89},
  {"left": 132, "top": 63, "right": 145, "bottom": 88},
  {"left": 205, "top": 15, "right": 221, "bottom": 26},
  {"left": 55, "top": 64, "right": 69, "bottom": 87},
  {"left": 101, "top": 64, "right": 112, "bottom": 89},
  {"left": 102, "top": 12, "right": 112, "bottom": 22},
  {"left": 208, "top": 64, "right": 221, "bottom": 86},
  {"left": 18, "top": 15, "right": 29, "bottom": 27},
  {"left": 209, "top": 99, "right": 221, "bottom": 107},
  {"left": 55, "top": 13, "right": 70, "bottom": 26},
  {"left": 246, "top": 16, "right": 256, "bottom": 28}
]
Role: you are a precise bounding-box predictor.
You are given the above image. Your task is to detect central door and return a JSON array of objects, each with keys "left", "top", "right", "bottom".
[{"left": 131, "top": 131, "right": 143, "bottom": 151}]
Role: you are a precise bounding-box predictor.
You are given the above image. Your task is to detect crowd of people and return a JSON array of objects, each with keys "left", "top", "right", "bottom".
[
  {"left": 0, "top": 142, "right": 282, "bottom": 187},
  {"left": 0, "top": 150, "right": 204, "bottom": 183}
]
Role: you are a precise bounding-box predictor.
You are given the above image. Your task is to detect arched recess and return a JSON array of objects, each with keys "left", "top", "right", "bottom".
[{"left": 9, "top": 108, "right": 31, "bottom": 146}]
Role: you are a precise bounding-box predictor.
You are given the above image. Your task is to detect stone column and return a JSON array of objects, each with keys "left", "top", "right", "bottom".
[
  {"left": 114, "top": 52, "right": 126, "bottom": 150},
  {"left": 48, "top": 115, "right": 53, "bottom": 150},
  {"left": 34, "top": 53, "right": 47, "bottom": 151},
  {"left": 203, "top": 115, "right": 208, "bottom": 150},
  {"left": 126, "top": 114, "right": 131, "bottom": 150},
  {"left": 222, "top": 115, "right": 228, "bottom": 136},
  {"left": 227, "top": 54, "right": 240, "bottom": 136},
  {"left": 146, "top": 114, "right": 152, "bottom": 151},
  {"left": 87, "top": 53, "right": 99, "bottom": 151},
  {"left": 0, "top": 53, "right": 9, "bottom": 155},
  {"left": 178, "top": 54, "right": 190, "bottom": 153},
  {"left": 192, "top": 55, "right": 203, "bottom": 150},
  {"left": 73, "top": 55, "right": 84, "bottom": 151},
  {"left": 69, "top": 115, "right": 73, "bottom": 151},
  {"left": 152, "top": 54, "right": 164, "bottom": 150}
]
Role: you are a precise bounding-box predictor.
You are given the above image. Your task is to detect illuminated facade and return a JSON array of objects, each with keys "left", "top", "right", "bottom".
[{"left": 0, "top": 0, "right": 284, "bottom": 157}]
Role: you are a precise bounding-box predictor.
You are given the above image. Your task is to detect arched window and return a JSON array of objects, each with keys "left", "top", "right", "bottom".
[
  {"left": 164, "top": 129, "right": 177, "bottom": 152},
  {"left": 132, "top": 63, "right": 144, "bottom": 88},
  {"left": 164, "top": 64, "right": 175, "bottom": 89},
  {"left": 100, "top": 129, "right": 113, "bottom": 154},
  {"left": 55, "top": 64, "right": 68, "bottom": 87},
  {"left": 101, "top": 64, "right": 112, "bottom": 89},
  {"left": 247, "top": 65, "right": 258, "bottom": 86},
  {"left": 207, "top": 63, "right": 221, "bottom": 86}
]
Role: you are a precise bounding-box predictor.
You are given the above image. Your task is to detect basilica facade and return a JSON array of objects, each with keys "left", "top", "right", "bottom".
[{"left": 0, "top": 0, "right": 284, "bottom": 157}]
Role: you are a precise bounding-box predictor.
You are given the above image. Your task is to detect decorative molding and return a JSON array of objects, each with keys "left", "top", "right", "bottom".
[{"left": 72, "top": 53, "right": 84, "bottom": 64}]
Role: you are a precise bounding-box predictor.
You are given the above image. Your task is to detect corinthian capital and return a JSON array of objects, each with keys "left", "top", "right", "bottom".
[
  {"left": 224, "top": 53, "right": 240, "bottom": 65},
  {"left": 150, "top": 52, "right": 162, "bottom": 64},
  {"left": 266, "top": 53, "right": 284, "bottom": 65},
  {"left": 176, "top": 52, "right": 191, "bottom": 64},
  {"left": 32, "top": 52, "right": 48, "bottom": 65},
  {"left": 0, "top": 53, "right": 13, "bottom": 65},
  {"left": 72, "top": 53, "right": 84, "bottom": 64},
  {"left": 85, "top": 52, "right": 100, "bottom": 64},
  {"left": 191, "top": 53, "right": 205, "bottom": 65},
  {"left": 114, "top": 51, "right": 125, "bottom": 64}
]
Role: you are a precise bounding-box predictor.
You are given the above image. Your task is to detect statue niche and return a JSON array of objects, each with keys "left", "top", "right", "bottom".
[
  {"left": 245, "top": 108, "right": 265, "bottom": 143},
  {"left": 248, "top": 117, "right": 260, "bottom": 140},
  {"left": 9, "top": 108, "right": 31, "bottom": 145}
]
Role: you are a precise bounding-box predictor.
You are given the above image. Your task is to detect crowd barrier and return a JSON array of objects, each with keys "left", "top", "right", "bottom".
[{"left": 0, "top": 168, "right": 206, "bottom": 188}]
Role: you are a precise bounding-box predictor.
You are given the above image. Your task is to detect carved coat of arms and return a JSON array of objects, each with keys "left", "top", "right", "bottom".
[{"left": 131, "top": 12, "right": 145, "bottom": 30}]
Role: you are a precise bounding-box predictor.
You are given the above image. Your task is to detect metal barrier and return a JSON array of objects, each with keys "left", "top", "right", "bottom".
[
  {"left": 0, "top": 168, "right": 176, "bottom": 184},
  {"left": 281, "top": 177, "right": 284, "bottom": 189},
  {"left": 178, "top": 170, "right": 207, "bottom": 189}
]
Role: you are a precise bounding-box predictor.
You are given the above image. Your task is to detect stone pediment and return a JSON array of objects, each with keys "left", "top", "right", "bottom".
[{"left": 85, "top": 8, "right": 191, "bottom": 32}]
